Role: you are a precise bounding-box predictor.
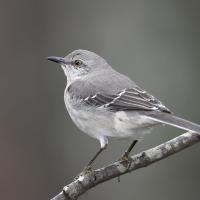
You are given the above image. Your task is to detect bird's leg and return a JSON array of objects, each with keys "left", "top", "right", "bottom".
[
  {"left": 119, "top": 140, "right": 138, "bottom": 170},
  {"left": 83, "top": 147, "right": 105, "bottom": 171},
  {"left": 121, "top": 140, "right": 138, "bottom": 160},
  {"left": 74, "top": 148, "right": 106, "bottom": 180},
  {"left": 85, "top": 136, "right": 108, "bottom": 170},
  {"left": 75, "top": 137, "right": 108, "bottom": 178},
  {"left": 74, "top": 148, "right": 104, "bottom": 180}
]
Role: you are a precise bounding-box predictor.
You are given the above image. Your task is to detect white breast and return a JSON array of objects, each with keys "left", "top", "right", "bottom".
[{"left": 64, "top": 86, "right": 159, "bottom": 141}]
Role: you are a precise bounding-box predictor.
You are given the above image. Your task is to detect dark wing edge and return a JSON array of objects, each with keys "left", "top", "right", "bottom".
[{"left": 82, "top": 87, "right": 171, "bottom": 113}]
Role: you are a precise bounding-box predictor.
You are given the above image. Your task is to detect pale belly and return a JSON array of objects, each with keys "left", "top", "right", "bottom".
[{"left": 64, "top": 95, "right": 158, "bottom": 140}]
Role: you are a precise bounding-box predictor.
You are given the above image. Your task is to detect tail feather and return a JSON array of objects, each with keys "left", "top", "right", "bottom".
[{"left": 145, "top": 112, "right": 200, "bottom": 133}]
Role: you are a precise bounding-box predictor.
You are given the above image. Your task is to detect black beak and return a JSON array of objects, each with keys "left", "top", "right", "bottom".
[{"left": 47, "top": 56, "right": 65, "bottom": 64}]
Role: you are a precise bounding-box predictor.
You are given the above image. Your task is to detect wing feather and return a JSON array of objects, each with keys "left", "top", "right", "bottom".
[{"left": 83, "top": 88, "right": 171, "bottom": 113}]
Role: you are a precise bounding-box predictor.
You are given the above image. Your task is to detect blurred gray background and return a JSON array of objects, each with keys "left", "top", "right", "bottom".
[{"left": 1, "top": 0, "right": 200, "bottom": 199}]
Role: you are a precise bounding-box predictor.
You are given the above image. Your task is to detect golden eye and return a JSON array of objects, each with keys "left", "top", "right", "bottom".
[{"left": 74, "top": 59, "right": 82, "bottom": 67}]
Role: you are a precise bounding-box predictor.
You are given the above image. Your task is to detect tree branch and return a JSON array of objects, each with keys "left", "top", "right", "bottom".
[{"left": 51, "top": 132, "right": 200, "bottom": 200}]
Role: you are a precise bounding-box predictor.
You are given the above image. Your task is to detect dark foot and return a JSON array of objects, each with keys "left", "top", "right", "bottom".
[
  {"left": 82, "top": 165, "right": 92, "bottom": 175},
  {"left": 119, "top": 152, "right": 133, "bottom": 170},
  {"left": 121, "top": 151, "right": 130, "bottom": 161},
  {"left": 74, "top": 166, "right": 93, "bottom": 180},
  {"left": 118, "top": 140, "right": 138, "bottom": 170}
]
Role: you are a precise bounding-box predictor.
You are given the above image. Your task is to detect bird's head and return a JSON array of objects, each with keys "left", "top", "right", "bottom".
[{"left": 48, "top": 49, "right": 109, "bottom": 83}]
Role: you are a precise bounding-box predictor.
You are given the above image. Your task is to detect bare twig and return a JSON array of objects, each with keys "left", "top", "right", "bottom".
[{"left": 51, "top": 132, "right": 200, "bottom": 200}]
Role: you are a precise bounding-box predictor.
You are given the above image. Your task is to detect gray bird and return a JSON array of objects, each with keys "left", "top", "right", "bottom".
[{"left": 48, "top": 49, "right": 200, "bottom": 171}]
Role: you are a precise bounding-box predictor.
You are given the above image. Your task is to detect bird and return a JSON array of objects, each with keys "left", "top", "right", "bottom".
[{"left": 47, "top": 49, "right": 200, "bottom": 171}]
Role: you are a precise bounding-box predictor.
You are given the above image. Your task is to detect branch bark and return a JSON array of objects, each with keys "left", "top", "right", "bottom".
[{"left": 51, "top": 132, "right": 200, "bottom": 200}]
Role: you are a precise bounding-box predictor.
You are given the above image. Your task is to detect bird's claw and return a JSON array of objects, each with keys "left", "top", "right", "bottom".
[
  {"left": 119, "top": 152, "right": 133, "bottom": 170},
  {"left": 82, "top": 166, "right": 93, "bottom": 175},
  {"left": 121, "top": 152, "right": 130, "bottom": 161},
  {"left": 74, "top": 166, "right": 93, "bottom": 181}
]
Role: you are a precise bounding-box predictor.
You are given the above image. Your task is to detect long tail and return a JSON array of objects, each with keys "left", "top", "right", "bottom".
[{"left": 145, "top": 112, "right": 200, "bottom": 133}]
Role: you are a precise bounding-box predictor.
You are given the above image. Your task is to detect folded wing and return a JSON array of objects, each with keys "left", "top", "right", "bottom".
[{"left": 83, "top": 87, "right": 171, "bottom": 113}]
